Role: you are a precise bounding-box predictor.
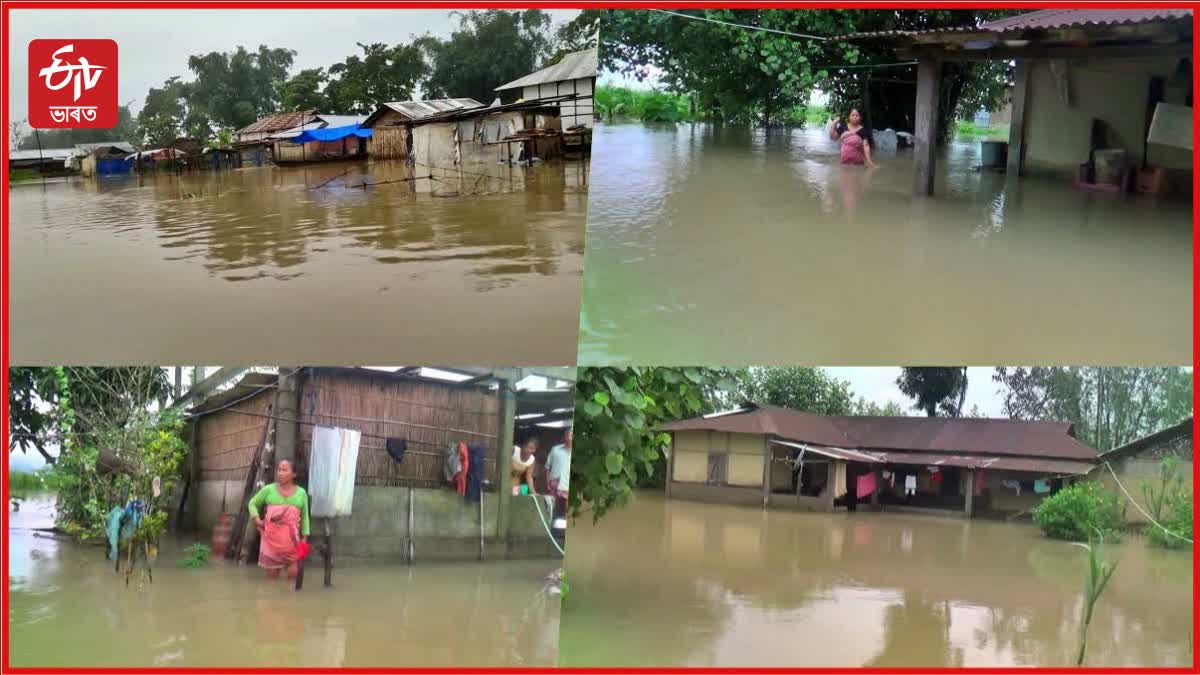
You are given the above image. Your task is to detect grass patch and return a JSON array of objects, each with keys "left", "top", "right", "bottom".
[
  {"left": 9, "top": 168, "right": 42, "bottom": 183},
  {"left": 955, "top": 120, "right": 1009, "bottom": 139}
]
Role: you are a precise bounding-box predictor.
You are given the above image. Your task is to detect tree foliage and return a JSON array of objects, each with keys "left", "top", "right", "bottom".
[
  {"left": 897, "top": 367, "right": 968, "bottom": 417},
  {"left": 185, "top": 45, "right": 297, "bottom": 134},
  {"left": 420, "top": 10, "right": 554, "bottom": 103},
  {"left": 994, "top": 367, "right": 1191, "bottom": 451},
  {"left": 597, "top": 9, "right": 1016, "bottom": 135},
  {"left": 324, "top": 43, "right": 425, "bottom": 115},
  {"left": 572, "top": 367, "right": 732, "bottom": 521},
  {"left": 15, "top": 105, "right": 138, "bottom": 148},
  {"left": 719, "top": 366, "right": 858, "bottom": 414},
  {"left": 278, "top": 68, "right": 330, "bottom": 113}
]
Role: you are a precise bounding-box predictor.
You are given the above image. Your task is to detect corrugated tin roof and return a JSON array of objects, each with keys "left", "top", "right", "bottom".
[
  {"left": 235, "top": 110, "right": 316, "bottom": 135},
  {"left": 1098, "top": 417, "right": 1193, "bottom": 463},
  {"left": 662, "top": 404, "right": 1098, "bottom": 465},
  {"left": 770, "top": 440, "right": 1094, "bottom": 475},
  {"left": 188, "top": 372, "right": 278, "bottom": 415},
  {"left": 74, "top": 142, "right": 135, "bottom": 155},
  {"left": 10, "top": 148, "right": 75, "bottom": 161},
  {"left": 840, "top": 8, "right": 1192, "bottom": 41},
  {"left": 495, "top": 48, "right": 598, "bottom": 91},
  {"left": 364, "top": 98, "right": 485, "bottom": 127}
]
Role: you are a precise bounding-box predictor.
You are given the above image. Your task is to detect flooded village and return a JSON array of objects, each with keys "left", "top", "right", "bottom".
[
  {"left": 579, "top": 8, "right": 1192, "bottom": 366},
  {"left": 563, "top": 366, "right": 1193, "bottom": 667},
  {"left": 10, "top": 9, "right": 596, "bottom": 365},
  {"left": 9, "top": 366, "right": 575, "bottom": 667}
]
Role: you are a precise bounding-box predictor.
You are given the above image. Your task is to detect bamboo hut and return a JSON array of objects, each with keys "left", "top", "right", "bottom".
[{"left": 362, "top": 99, "right": 485, "bottom": 161}]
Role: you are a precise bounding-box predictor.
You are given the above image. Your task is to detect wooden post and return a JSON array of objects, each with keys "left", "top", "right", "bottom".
[
  {"left": 913, "top": 57, "right": 942, "bottom": 197},
  {"left": 1007, "top": 60, "right": 1031, "bottom": 179},
  {"left": 322, "top": 518, "right": 333, "bottom": 587},
  {"left": 761, "top": 437, "right": 771, "bottom": 509},
  {"left": 964, "top": 469, "right": 975, "bottom": 518},
  {"left": 871, "top": 467, "right": 881, "bottom": 507},
  {"left": 823, "top": 463, "right": 837, "bottom": 512},
  {"left": 665, "top": 432, "right": 675, "bottom": 500},
  {"left": 406, "top": 486, "right": 414, "bottom": 565},
  {"left": 274, "top": 368, "right": 301, "bottom": 466},
  {"left": 495, "top": 382, "right": 517, "bottom": 553},
  {"left": 478, "top": 484, "right": 485, "bottom": 561}
]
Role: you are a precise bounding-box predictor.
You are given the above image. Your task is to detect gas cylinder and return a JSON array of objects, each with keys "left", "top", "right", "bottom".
[{"left": 211, "top": 513, "right": 233, "bottom": 556}]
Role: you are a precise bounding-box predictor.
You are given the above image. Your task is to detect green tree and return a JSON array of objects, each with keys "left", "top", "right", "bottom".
[
  {"left": 419, "top": 10, "right": 554, "bottom": 103},
  {"left": 896, "top": 367, "right": 968, "bottom": 417},
  {"left": 994, "top": 367, "right": 1191, "bottom": 451},
  {"left": 324, "top": 43, "right": 424, "bottom": 114},
  {"left": 278, "top": 67, "right": 330, "bottom": 112},
  {"left": 572, "top": 367, "right": 733, "bottom": 521},
  {"left": 723, "top": 366, "right": 858, "bottom": 414},
  {"left": 138, "top": 77, "right": 191, "bottom": 146},
  {"left": 853, "top": 398, "right": 907, "bottom": 417},
  {"left": 598, "top": 9, "right": 1016, "bottom": 134},
  {"left": 9, "top": 367, "right": 58, "bottom": 465},
  {"left": 551, "top": 8, "right": 601, "bottom": 63},
  {"left": 185, "top": 45, "right": 296, "bottom": 133}
]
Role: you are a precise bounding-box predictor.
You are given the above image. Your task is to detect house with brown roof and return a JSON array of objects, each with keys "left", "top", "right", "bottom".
[
  {"left": 233, "top": 110, "right": 317, "bottom": 166},
  {"left": 841, "top": 9, "right": 1192, "bottom": 196},
  {"left": 1092, "top": 417, "right": 1193, "bottom": 524},
  {"left": 660, "top": 403, "right": 1100, "bottom": 519}
]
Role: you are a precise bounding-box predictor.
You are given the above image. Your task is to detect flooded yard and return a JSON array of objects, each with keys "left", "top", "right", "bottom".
[
  {"left": 8, "top": 496, "right": 560, "bottom": 667},
  {"left": 558, "top": 493, "right": 1193, "bottom": 668},
  {"left": 578, "top": 123, "right": 1192, "bottom": 366},
  {"left": 10, "top": 159, "right": 587, "bottom": 365}
]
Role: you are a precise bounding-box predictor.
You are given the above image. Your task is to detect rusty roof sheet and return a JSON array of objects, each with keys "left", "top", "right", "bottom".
[
  {"left": 840, "top": 8, "right": 1192, "bottom": 41},
  {"left": 235, "top": 110, "right": 316, "bottom": 135},
  {"left": 862, "top": 451, "right": 1096, "bottom": 476},
  {"left": 188, "top": 372, "right": 277, "bottom": 414},
  {"left": 363, "top": 98, "right": 486, "bottom": 127},
  {"left": 662, "top": 404, "right": 1097, "bottom": 463}
]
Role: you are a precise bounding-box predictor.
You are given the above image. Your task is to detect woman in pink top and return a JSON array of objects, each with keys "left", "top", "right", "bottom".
[{"left": 828, "top": 108, "right": 877, "bottom": 168}]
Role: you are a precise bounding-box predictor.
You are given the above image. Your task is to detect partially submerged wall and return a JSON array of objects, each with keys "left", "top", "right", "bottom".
[{"left": 1023, "top": 56, "right": 1192, "bottom": 175}]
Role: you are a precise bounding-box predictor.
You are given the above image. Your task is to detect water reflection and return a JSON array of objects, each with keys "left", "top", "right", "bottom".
[
  {"left": 11, "top": 159, "right": 588, "bottom": 364},
  {"left": 578, "top": 123, "right": 1191, "bottom": 365},
  {"left": 559, "top": 493, "right": 1193, "bottom": 667},
  {"left": 8, "top": 496, "right": 560, "bottom": 667}
]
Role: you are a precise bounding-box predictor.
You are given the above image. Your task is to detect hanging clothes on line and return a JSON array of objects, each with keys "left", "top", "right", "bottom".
[
  {"left": 904, "top": 474, "right": 917, "bottom": 496},
  {"left": 465, "top": 445, "right": 487, "bottom": 503},
  {"left": 974, "top": 468, "right": 986, "bottom": 496},
  {"left": 1001, "top": 479, "right": 1021, "bottom": 496},
  {"left": 1034, "top": 479, "right": 1052, "bottom": 494},
  {"left": 856, "top": 471, "right": 877, "bottom": 500}
]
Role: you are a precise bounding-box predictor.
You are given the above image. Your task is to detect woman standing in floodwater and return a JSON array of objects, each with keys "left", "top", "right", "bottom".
[
  {"left": 828, "top": 108, "right": 877, "bottom": 168},
  {"left": 248, "top": 459, "right": 310, "bottom": 579}
]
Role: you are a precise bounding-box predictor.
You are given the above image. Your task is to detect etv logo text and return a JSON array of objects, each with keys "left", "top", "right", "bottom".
[{"left": 28, "top": 39, "right": 118, "bottom": 129}]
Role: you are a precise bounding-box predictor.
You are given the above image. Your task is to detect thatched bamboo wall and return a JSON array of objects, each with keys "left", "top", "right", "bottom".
[
  {"left": 195, "top": 391, "right": 273, "bottom": 481},
  {"left": 297, "top": 369, "right": 500, "bottom": 489},
  {"left": 366, "top": 110, "right": 411, "bottom": 159}
]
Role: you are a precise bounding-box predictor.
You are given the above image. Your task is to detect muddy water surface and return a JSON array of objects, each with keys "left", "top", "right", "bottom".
[
  {"left": 9, "top": 496, "right": 561, "bottom": 667},
  {"left": 11, "top": 160, "right": 587, "bottom": 365},
  {"left": 558, "top": 493, "right": 1193, "bottom": 668},
  {"left": 578, "top": 123, "right": 1192, "bottom": 365}
]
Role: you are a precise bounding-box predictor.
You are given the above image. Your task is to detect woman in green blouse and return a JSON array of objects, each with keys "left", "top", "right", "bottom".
[{"left": 248, "top": 459, "right": 310, "bottom": 579}]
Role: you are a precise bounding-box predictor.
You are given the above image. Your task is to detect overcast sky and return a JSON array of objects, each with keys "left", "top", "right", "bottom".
[{"left": 8, "top": 8, "right": 581, "bottom": 122}]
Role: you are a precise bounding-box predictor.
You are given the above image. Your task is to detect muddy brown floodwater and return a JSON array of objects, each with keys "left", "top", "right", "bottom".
[
  {"left": 578, "top": 123, "right": 1192, "bottom": 366},
  {"left": 558, "top": 493, "right": 1193, "bottom": 668},
  {"left": 10, "top": 159, "right": 587, "bottom": 365},
  {"left": 8, "top": 496, "right": 561, "bottom": 667}
]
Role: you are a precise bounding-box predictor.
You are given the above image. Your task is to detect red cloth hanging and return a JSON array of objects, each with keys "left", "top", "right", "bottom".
[
  {"left": 856, "top": 471, "right": 876, "bottom": 499},
  {"left": 454, "top": 442, "right": 469, "bottom": 497}
]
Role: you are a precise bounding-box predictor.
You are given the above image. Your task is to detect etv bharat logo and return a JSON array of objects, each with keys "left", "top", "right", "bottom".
[{"left": 29, "top": 39, "right": 118, "bottom": 129}]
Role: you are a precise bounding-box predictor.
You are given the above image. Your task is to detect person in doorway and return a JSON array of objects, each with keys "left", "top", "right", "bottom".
[
  {"left": 512, "top": 436, "right": 539, "bottom": 497},
  {"left": 546, "top": 427, "right": 572, "bottom": 518},
  {"left": 828, "top": 108, "right": 877, "bottom": 168},
  {"left": 248, "top": 459, "right": 310, "bottom": 580}
]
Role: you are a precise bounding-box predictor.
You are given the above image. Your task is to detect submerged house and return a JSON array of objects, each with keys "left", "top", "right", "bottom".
[
  {"left": 233, "top": 110, "right": 316, "bottom": 166},
  {"left": 362, "top": 98, "right": 485, "bottom": 160},
  {"left": 661, "top": 404, "right": 1099, "bottom": 519},
  {"left": 1093, "top": 417, "right": 1193, "bottom": 524},
  {"left": 182, "top": 367, "right": 571, "bottom": 562},
  {"left": 268, "top": 114, "right": 371, "bottom": 164},
  {"left": 841, "top": 9, "right": 1193, "bottom": 196},
  {"left": 9, "top": 148, "right": 75, "bottom": 175},
  {"left": 408, "top": 99, "right": 567, "bottom": 169},
  {"left": 73, "top": 142, "right": 136, "bottom": 176},
  {"left": 495, "top": 47, "right": 598, "bottom": 131}
]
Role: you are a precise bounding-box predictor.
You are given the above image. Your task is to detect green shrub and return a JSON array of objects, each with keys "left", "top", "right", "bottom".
[
  {"left": 1033, "top": 482, "right": 1124, "bottom": 542},
  {"left": 179, "top": 543, "right": 212, "bottom": 569},
  {"left": 1142, "top": 457, "right": 1193, "bottom": 550}
]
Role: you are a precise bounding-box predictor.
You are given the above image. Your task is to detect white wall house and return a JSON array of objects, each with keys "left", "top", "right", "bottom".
[{"left": 495, "top": 48, "right": 597, "bottom": 129}]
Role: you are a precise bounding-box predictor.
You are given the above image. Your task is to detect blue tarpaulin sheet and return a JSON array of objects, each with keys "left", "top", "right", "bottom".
[{"left": 294, "top": 124, "right": 372, "bottom": 143}]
